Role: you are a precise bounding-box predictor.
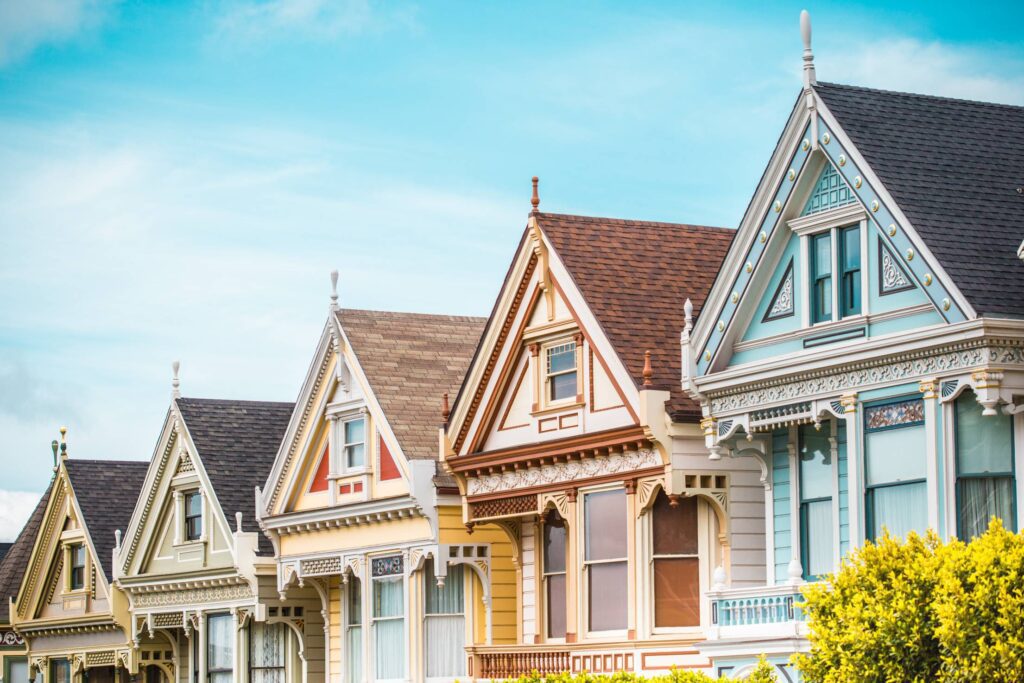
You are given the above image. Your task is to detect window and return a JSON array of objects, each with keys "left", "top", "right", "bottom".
[
  {"left": 799, "top": 424, "right": 834, "bottom": 579},
  {"left": 371, "top": 556, "right": 404, "bottom": 681},
  {"left": 249, "top": 622, "right": 287, "bottom": 683},
  {"left": 69, "top": 543, "right": 86, "bottom": 591},
  {"left": 810, "top": 232, "right": 832, "bottom": 324},
  {"left": 346, "top": 577, "right": 363, "bottom": 683},
  {"left": 146, "top": 666, "right": 167, "bottom": 683},
  {"left": 651, "top": 492, "right": 699, "bottom": 628},
  {"left": 839, "top": 226, "right": 861, "bottom": 318},
  {"left": 864, "top": 399, "right": 928, "bottom": 540},
  {"left": 542, "top": 511, "right": 567, "bottom": 639},
  {"left": 50, "top": 658, "right": 71, "bottom": 683},
  {"left": 344, "top": 418, "right": 366, "bottom": 469},
  {"left": 955, "top": 391, "right": 1016, "bottom": 538},
  {"left": 7, "top": 658, "right": 29, "bottom": 683},
  {"left": 424, "top": 560, "right": 465, "bottom": 678},
  {"left": 546, "top": 342, "right": 577, "bottom": 403},
  {"left": 185, "top": 491, "right": 203, "bottom": 541},
  {"left": 207, "top": 613, "right": 234, "bottom": 683},
  {"left": 584, "top": 489, "right": 627, "bottom": 632}
]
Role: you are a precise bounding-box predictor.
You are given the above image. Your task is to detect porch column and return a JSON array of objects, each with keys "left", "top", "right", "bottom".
[
  {"left": 840, "top": 392, "right": 862, "bottom": 546},
  {"left": 198, "top": 611, "right": 207, "bottom": 683},
  {"left": 920, "top": 379, "right": 941, "bottom": 534},
  {"left": 624, "top": 479, "right": 637, "bottom": 641},
  {"left": 564, "top": 488, "right": 578, "bottom": 643}
]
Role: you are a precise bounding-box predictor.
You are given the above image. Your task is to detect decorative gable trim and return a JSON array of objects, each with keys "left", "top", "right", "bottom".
[
  {"left": 762, "top": 259, "right": 795, "bottom": 322},
  {"left": 800, "top": 162, "right": 856, "bottom": 215},
  {"left": 15, "top": 478, "right": 68, "bottom": 619},
  {"left": 878, "top": 236, "right": 915, "bottom": 295}
]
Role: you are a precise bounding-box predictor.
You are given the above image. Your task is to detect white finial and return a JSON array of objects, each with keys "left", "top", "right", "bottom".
[
  {"left": 115, "top": 529, "right": 122, "bottom": 550},
  {"left": 683, "top": 298, "right": 694, "bottom": 333},
  {"left": 330, "top": 270, "right": 339, "bottom": 310},
  {"left": 800, "top": 10, "right": 816, "bottom": 88},
  {"left": 788, "top": 557, "right": 804, "bottom": 584},
  {"left": 235, "top": 511, "right": 243, "bottom": 533},
  {"left": 712, "top": 565, "right": 727, "bottom": 590},
  {"left": 172, "top": 360, "right": 181, "bottom": 399}
]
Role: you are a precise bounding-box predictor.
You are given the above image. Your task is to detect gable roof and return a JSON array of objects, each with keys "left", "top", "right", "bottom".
[
  {"left": 64, "top": 459, "right": 149, "bottom": 583},
  {"left": 537, "top": 212, "right": 735, "bottom": 421},
  {"left": 338, "top": 308, "right": 487, "bottom": 461},
  {"left": 815, "top": 82, "right": 1024, "bottom": 317},
  {"left": 175, "top": 397, "right": 294, "bottom": 555},
  {"left": 0, "top": 485, "right": 51, "bottom": 623}
]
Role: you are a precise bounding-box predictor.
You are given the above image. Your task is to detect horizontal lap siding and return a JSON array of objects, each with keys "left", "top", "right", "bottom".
[{"left": 772, "top": 429, "right": 792, "bottom": 584}]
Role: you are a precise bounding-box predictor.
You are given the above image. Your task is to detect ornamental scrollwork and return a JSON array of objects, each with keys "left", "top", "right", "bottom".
[{"left": 466, "top": 448, "right": 660, "bottom": 496}]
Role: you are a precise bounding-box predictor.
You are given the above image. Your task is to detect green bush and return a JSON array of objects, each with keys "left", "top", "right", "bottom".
[
  {"left": 495, "top": 660, "right": 777, "bottom": 683},
  {"left": 794, "top": 519, "right": 1024, "bottom": 682}
]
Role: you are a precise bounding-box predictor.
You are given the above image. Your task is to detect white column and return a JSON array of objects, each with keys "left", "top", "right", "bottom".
[
  {"left": 841, "top": 393, "right": 862, "bottom": 547},
  {"left": 921, "top": 379, "right": 941, "bottom": 533},
  {"left": 198, "top": 612, "right": 207, "bottom": 683},
  {"left": 231, "top": 609, "right": 240, "bottom": 683},
  {"left": 173, "top": 490, "right": 182, "bottom": 545}
]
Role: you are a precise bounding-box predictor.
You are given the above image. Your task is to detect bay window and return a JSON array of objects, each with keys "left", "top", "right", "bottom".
[
  {"left": 249, "top": 622, "right": 286, "bottom": 683},
  {"left": 424, "top": 560, "right": 465, "bottom": 678},
  {"left": 864, "top": 399, "right": 928, "bottom": 540},
  {"left": 346, "top": 577, "right": 363, "bottom": 683},
  {"left": 207, "top": 613, "right": 234, "bottom": 683},
  {"left": 545, "top": 341, "right": 577, "bottom": 403},
  {"left": 651, "top": 492, "right": 699, "bottom": 628},
  {"left": 542, "top": 510, "right": 567, "bottom": 639},
  {"left": 584, "top": 489, "right": 627, "bottom": 633},
  {"left": 371, "top": 556, "right": 404, "bottom": 681},
  {"left": 955, "top": 391, "right": 1016, "bottom": 538},
  {"left": 799, "top": 423, "right": 834, "bottom": 579}
]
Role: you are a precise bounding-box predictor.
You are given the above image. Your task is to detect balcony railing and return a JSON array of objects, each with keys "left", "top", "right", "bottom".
[
  {"left": 704, "top": 583, "right": 807, "bottom": 640},
  {"left": 471, "top": 647, "right": 572, "bottom": 679}
]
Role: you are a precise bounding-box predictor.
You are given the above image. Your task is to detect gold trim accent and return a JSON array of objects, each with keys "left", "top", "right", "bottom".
[
  {"left": 730, "top": 292, "right": 739, "bottom": 304},
  {"left": 759, "top": 231, "right": 767, "bottom": 243},
  {"left": 838, "top": 154, "right": 846, "bottom": 166},
  {"left": 822, "top": 132, "right": 831, "bottom": 144},
  {"left": 871, "top": 200, "right": 879, "bottom": 212},
  {"left": 923, "top": 273, "right": 932, "bottom": 286},
  {"left": 745, "top": 262, "right": 753, "bottom": 273},
  {"left": 787, "top": 169, "right": 796, "bottom": 181},
  {"left": 802, "top": 139, "right": 810, "bottom": 151},
  {"left": 887, "top": 223, "right": 897, "bottom": 236},
  {"left": 942, "top": 298, "right": 951, "bottom": 311},
  {"left": 854, "top": 175, "right": 862, "bottom": 189},
  {"left": 906, "top": 248, "right": 915, "bottom": 261}
]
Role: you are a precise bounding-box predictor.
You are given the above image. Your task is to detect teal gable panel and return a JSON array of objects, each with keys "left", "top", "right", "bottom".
[
  {"left": 837, "top": 421, "right": 850, "bottom": 559},
  {"left": 868, "top": 223, "right": 930, "bottom": 314},
  {"left": 801, "top": 163, "right": 856, "bottom": 215},
  {"left": 772, "top": 428, "right": 792, "bottom": 584},
  {"left": 741, "top": 232, "right": 802, "bottom": 344}
]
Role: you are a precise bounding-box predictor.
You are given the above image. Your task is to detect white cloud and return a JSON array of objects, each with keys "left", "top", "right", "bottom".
[
  {"left": 0, "top": 0, "right": 117, "bottom": 67},
  {"left": 0, "top": 490, "right": 42, "bottom": 542},
  {"left": 213, "top": 0, "right": 414, "bottom": 44}
]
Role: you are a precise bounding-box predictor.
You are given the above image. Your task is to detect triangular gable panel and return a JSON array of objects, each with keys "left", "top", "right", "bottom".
[
  {"left": 801, "top": 163, "right": 856, "bottom": 215},
  {"left": 378, "top": 436, "right": 401, "bottom": 481},
  {"left": 308, "top": 443, "right": 330, "bottom": 493}
]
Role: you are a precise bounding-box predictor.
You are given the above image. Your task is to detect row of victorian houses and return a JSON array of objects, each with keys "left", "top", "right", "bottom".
[{"left": 3, "top": 14, "right": 1024, "bottom": 683}]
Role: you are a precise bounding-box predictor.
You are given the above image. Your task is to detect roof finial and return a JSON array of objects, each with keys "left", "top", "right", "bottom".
[
  {"left": 531, "top": 176, "right": 540, "bottom": 211},
  {"left": 51, "top": 438, "right": 59, "bottom": 471},
  {"left": 59, "top": 426, "right": 68, "bottom": 461},
  {"left": 800, "top": 10, "right": 816, "bottom": 88},
  {"left": 683, "top": 298, "right": 694, "bottom": 334},
  {"left": 330, "top": 270, "right": 340, "bottom": 310},
  {"left": 642, "top": 350, "right": 653, "bottom": 387},
  {"left": 172, "top": 360, "right": 181, "bottom": 399},
  {"left": 441, "top": 392, "right": 451, "bottom": 423}
]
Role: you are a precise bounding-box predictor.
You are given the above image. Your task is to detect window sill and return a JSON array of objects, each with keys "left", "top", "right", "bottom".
[
  {"left": 173, "top": 539, "right": 206, "bottom": 550},
  {"left": 328, "top": 470, "right": 370, "bottom": 481},
  {"left": 531, "top": 400, "right": 584, "bottom": 418}
]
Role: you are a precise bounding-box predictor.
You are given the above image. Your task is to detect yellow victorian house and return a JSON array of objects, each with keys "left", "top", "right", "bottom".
[
  {"left": 258, "top": 280, "right": 518, "bottom": 683},
  {"left": 10, "top": 440, "right": 149, "bottom": 682}
]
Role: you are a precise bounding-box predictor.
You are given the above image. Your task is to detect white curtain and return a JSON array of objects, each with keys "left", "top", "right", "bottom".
[
  {"left": 959, "top": 478, "right": 1015, "bottom": 539},
  {"left": 804, "top": 499, "right": 834, "bottom": 577},
  {"left": 207, "top": 614, "right": 234, "bottom": 683},
  {"left": 425, "top": 562, "right": 465, "bottom": 677},
  {"left": 250, "top": 622, "right": 286, "bottom": 683},
  {"left": 373, "top": 578, "right": 404, "bottom": 680},
  {"left": 871, "top": 482, "right": 927, "bottom": 539},
  {"left": 346, "top": 626, "right": 363, "bottom": 683}
]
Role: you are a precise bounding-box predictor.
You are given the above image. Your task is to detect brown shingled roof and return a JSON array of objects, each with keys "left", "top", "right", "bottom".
[
  {"left": 0, "top": 484, "right": 51, "bottom": 624},
  {"left": 338, "top": 309, "right": 487, "bottom": 461},
  {"left": 537, "top": 212, "right": 734, "bottom": 421}
]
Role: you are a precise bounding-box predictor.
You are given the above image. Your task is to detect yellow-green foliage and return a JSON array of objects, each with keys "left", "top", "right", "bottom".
[
  {"left": 794, "top": 519, "right": 1024, "bottom": 682},
  {"left": 501, "top": 669, "right": 716, "bottom": 683},
  {"left": 746, "top": 656, "right": 777, "bottom": 682}
]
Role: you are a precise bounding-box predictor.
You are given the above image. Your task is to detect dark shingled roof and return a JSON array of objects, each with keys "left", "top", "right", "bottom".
[
  {"left": 0, "top": 485, "right": 52, "bottom": 623},
  {"left": 65, "top": 459, "right": 150, "bottom": 583},
  {"left": 175, "top": 398, "right": 294, "bottom": 555},
  {"left": 537, "top": 212, "right": 735, "bottom": 421},
  {"left": 816, "top": 82, "right": 1024, "bottom": 317},
  {"left": 0, "top": 544, "right": 11, "bottom": 563},
  {"left": 338, "top": 309, "right": 487, "bottom": 460}
]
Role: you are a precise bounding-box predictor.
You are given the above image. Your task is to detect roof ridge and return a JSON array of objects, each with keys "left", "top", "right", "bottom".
[
  {"left": 338, "top": 307, "right": 488, "bottom": 322},
  {"left": 816, "top": 81, "right": 1024, "bottom": 112},
  {"left": 65, "top": 459, "right": 149, "bottom": 466},
  {"left": 535, "top": 211, "right": 734, "bottom": 232},
  {"left": 176, "top": 397, "right": 295, "bottom": 407}
]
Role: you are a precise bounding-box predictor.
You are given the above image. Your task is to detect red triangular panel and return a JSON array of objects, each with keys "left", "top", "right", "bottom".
[
  {"left": 309, "top": 444, "right": 330, "bottom": 493},
  {"left": 379, "top": 435, "right": 401, "bottom": 481}
]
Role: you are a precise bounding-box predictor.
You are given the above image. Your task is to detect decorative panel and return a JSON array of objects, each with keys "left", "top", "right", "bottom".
[
  {"left": 470, "top": 494, "right": 537, "bottom": 520},
  {"left": 864, "top": 399, "right": 924, "bottom": 431},
  {"left": 763, "top": 259, "right": 795, "bottom": 321},
  {"left": 878, "top": 237, "right": 915, "bottom": 294},
  {"left": 371, "top": 555, "right": 403, "bottom": 577},
  {"left": 801, "top": 164, "right": 855, "bottom": 216},
  {"left": 300, "top": 556, "right": 343, "bottom": 576}
]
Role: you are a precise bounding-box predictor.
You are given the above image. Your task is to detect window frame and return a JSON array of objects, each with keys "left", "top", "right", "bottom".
[
  {"left": 543, "top": 339, "right": 579, "bottom": 407},
  {"left": 184, "top": 490, "right": 203, "bottom": 542},
  {"left": 540, "top": 510, "right": 568, "bottom": 642},
  {"left": 863, "top": 396, "right": 928, "bottom": 542},
  {"left": 953, "top": 390, "right": 1017, "bottom": 538},
  {"left": 5, "top": 656, "right": 29, "bottom": 683},
  {"left": 797, "top": 421, "right": 836, "bottom": 581},
  {"left": 344, "top": 575, "right": 363, "bottom": 683},
  {"left": 838, "top": 224, "right": 861, "bottom": 319},
  {"left": 649, "top": 491, "right": 702, "bottom": 633},
  {"left": 423, "top": 559, "right": 466, "bottom": 680},
  {"left": 247, "top": 621, "right": 289, "bottom": 683},
  {"left": 206, "top": 612, "right": 234, "bottom": 682},
  {"left": 50, "top": 657, "right": 72, "bottom": 683},
  {"left": 581, "top": 486, "right": 629, "bottom": 638},
  {"left": 810, "top": 230, "right": 833, "bottom": 325},
  {"left": 370, "top": 556, "right": 406, "bottom": 683},
  {"left": 68, "top": 542, "right": 87, "bottom": 592},
  {"left": 342, "top": 416, "right": 367, "bottom": 471}
]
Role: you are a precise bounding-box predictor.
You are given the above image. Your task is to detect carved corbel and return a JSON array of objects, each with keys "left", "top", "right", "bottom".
[
  {"left": 970, "top": 369, "right": 1004, "bottom": 416},
  {"left": 527, "top": 216, "right": 555, "bottom": 321}
]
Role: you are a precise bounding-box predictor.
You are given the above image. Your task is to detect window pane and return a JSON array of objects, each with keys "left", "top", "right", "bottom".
[
  {"left": 345, "top": 419, "right": 365, "bottom": 445},
  {"left": 870, "top": 481, "right": 927, "bottom": 539},
  {"left": 652, "top": 492, "right": 697, "bottom": 556},
  {"left": 549, "top": 372, "right": 577, "bottom": 401},
  {"left": 51, "top": 659, "right": 71, "bottom": 683},
  {"left": 588, "top": 561, "right": 628, "bottom": 631},
  {"left": 841, "top": 226, "right": 860, "bottom": 271},
  {"left": 425, "top": 614, "right": 465, "bottom": 677},
  {"left": 543, "top": 516, "right": 567, "bottom": 572},
  {"left": 73, "top": 545, "right": 86, "bottom": 567},
  {"left": 425, "top": 561, "right": 464, "bottom": 614},
  {"left": 803, "top": 499, "right": 834, "bottom": 577},
  {"left": 814, "top": 233, "right": 831, "bottom": 274},
  {"left": 956, "top": 392, "right": 1014, "bottom": 474},
  {"left": 547, "top": 343, "right": 576, "bottom": 373},
  {"left": 207, "top": 614, "right": 234, "bottom": 671},
  {"left": 799, "top": 425, "right": 833, "bottom": 500},
  {"left": 585, "top": 490, "right": 627, "bottom": 561},
  {"left": 345, "top": 443, "right": 365, "bottom": 468},
  {"left": 347, "top": 577, "right": 362, "bottom": 625},
  {"left": 546, "top": 574, "right": 566, "bottom": 638},
  {"left": 812, "top": 232, "right": 832, "bottom": 323},
  {"left": 9, "top": 660, "right": 29, "bottom": 683},
  {"left": 374, "top": 619, "right": 404, "bottom": 679},
  {"left": 653, "top": 557, "right": 699, "bottom": 627},
  {"left": 250, "top": 622, "right": 286, "bottom": 683},
  {"left": 187, "top": 492, "right": 202, "bottom": 516},
  {"left": 373, "top": 578, "right": 403, "bottom": 618},
  {"left": 346, "top": 625, "right": 362, "bottom": 683},
  {"left": 865, "top": 424, "right": 926, "bottom": 486},
  {"left": 958, "top": 477, "right": 1015, "bottom": 538},
  {"left": 814, "top": 277, "right": 832, "bottom": 322}
]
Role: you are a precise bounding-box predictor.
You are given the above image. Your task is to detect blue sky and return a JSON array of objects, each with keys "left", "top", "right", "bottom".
[{"left": 1, "top": 0, "right": 1022, "bottom": 539}]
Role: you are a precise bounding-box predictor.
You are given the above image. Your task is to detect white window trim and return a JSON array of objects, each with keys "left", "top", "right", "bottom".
[
  {"left": 798, "top": 218, "right": 868, "bottom": 328},
  {"left": 539, "top": 515, "right": 568, "bottom": 644},
  {"left": 646, "top": 494, "right": 708, "bottom": 638},
  {"left": 369, "top": 560, "right": 406, "bottom": 683},
  {"left": 423, "top": 562, "right": 468, "bottom": 683},
  {"left": 578, "top": 484, "right": 629, "bottom": 641},
  {"left": 328, "top": 407, "right": 370, "bottom": 479},
  {"left": 342, "top": 576, "right": 363, "bottom": 683}
]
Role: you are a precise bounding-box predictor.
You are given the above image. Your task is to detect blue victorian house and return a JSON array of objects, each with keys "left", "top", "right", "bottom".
[{"left": 683, "top": 12, "right": 1024, "bottom": 681}]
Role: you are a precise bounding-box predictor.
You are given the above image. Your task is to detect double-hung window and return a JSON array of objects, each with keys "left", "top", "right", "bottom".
[
  {"left": 207, "top": 613, "right": 234, "bottom": 683},
  {"left": 371, "top": 556, "right": 405, "bottom": 682},
  {"left": 346, "top": 577, "right": 363, "bottom": 683},
  {"left": 810, "top": 225, "right": 860, "bottom": 324},
  {"left": 249, "top": 622, "right": 287, "bottom": 683},
  {"left": 424, "top": 560, "right": 465, "bottom": 678},
  {"left": 651, "top": 492, "right": 700, "bottom": 627},
  {"left": 542, "top": 511, "right": 567, "bottom": 639},
  {"left": 69, "top": 543, "right": 87, "bottom": 591},
  {"left": 185, "top": 491, "right": 203, "bottom": 541},
  {"left": 864, "top": 399, "right": 928, "bottom": 540},
  {"left": 584, "top": 489, "right": 627, "bottom": 633},
  {"left": 799, "top": 424, "right": 834, "bottom": 579},
  {"left": 955, "top": 391, "right": 1016, "bottom": 538},
  {"left": 343, "top": 418, "right": 366, "bottom": 470},
  {"left": 545, "top": 341, "right": 577, "bottom": 403}
]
